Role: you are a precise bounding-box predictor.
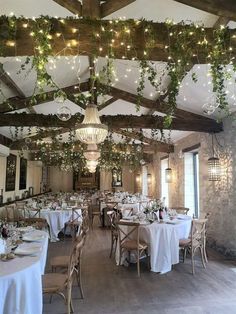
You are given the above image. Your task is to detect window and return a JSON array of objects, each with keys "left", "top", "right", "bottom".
[
  {"left": 161, "top": 158, "right": 169, "bottom": 207},
  {"left": 142, "top": 166, "right": 148, "bottom": 196},
  {"left": 184, "top": 152, "right": 199, "bottom": 217}
]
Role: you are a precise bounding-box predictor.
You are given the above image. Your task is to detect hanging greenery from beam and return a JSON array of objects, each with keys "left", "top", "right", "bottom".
[{"left": 0, "top": 16, "right": 235, "bottom": 125}]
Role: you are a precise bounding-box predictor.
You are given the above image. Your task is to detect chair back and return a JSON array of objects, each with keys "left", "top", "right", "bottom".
[
  {"left": 67, "top": 236, "right": 85, "bottom": 284},
  {"left": 107, "top": 210, "right": 119, "bottom": 232},
  {"left": 172, "top": 207, "right": 190, "bottom": 215},
  {"left": 117, "top": 221, "right": 140, "bottom": 248},
  {"left": 1, "top": 204, "right": 24, "bottom": 222},
  {"left": 80, "top": 208, "right": 90, "bottom": 235},
  {"left": 191, "top": 219, "right": 207, "bottom": 250},
  {"left": 70, "top": 208, "right": 83, "bottom": 223}
]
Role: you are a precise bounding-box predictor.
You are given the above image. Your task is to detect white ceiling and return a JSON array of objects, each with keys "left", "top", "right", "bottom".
[{"left": 0, "top": 0, "right": 235, "bottom": 144}]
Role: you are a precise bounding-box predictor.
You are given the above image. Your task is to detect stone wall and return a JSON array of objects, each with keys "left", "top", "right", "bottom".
[{"left": 153, "top": 116, "right": 236, "bottom": 257}]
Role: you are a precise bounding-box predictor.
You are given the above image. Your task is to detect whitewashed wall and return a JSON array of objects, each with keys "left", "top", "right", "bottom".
[
  {"left": 0, "top": 150, "right": 42, "bottom": 202},
  {"left": 100, "top": 165, "right": 135, "bottom": 193},
  {"left": 48, "top": 167, "right": 73, "bottom": 192}
]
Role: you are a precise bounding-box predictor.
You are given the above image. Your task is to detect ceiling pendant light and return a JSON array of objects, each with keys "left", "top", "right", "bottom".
[
  {"left": 84, "top": 144, "right": 101, "bottom": 161},
  {"left": 208, "top": 134, "right": 221, "bottom": 181},
  {"left": 76, "top": 103, "right": 108, "bottom": 144},
  {"left": 56, "top": 106, "right": 72, "bottom": 121},
  {"left": 86, "top": 160, "right": 98, "bottom": 173},
  {"left": 165, "top": 154, "right": 172, "bottom": 183}
]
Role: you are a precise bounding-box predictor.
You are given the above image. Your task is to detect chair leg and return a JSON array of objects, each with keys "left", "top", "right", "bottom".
[
  {"left": 64, "top": 225, "right": 66, "bottom": 241},
  {"left": 145, "top": 249, "right": 150, "bottom": 270},
  {"left": 75, "top": 264, "right": 84, "bottom": 299},
  {"left": 203, "top": 243, "right": 208, "bottom": 263},
  {"left": 137, "top": 253, "right": 140, "bottom": 277},
  {"left": 78, "top": 265, "right": 84, "bottom": 299},
  {"left": 191, "top": 249, "right": 195, "bottom": 275},
  {"left": 109, "top": 234, "right": 114, "bottom": 258},
  {"left": 119, "top": 248, "right": 122, "bottom": 266},
  {"left": 70, "top": 299, "right": 74, "bottom": 314},
  {"left": 200, "top": 247, "right": 206, "bottom": 269},
  {"left": 183, "top": 247, "right": 187, "bottom": 263},
  {"left": 114, "top": 237, "right": 118, "bottom": 255}
]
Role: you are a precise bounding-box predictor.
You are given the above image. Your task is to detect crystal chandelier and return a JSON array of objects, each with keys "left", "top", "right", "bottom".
[
  {"left": 76, "top": 104, "right": 108, "bottom": 144},
  {"left": 84, "top": 144, "right": 101, "bottom": 161},
  {"left": 86, "top": 160, "right": 98, "bottom": 173}
]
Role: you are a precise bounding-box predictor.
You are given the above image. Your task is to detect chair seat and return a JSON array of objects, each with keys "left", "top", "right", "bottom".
[
  {"left": 121, "top": 240, "right": 148, "bottom": 250},
  {"left": 179, "top": 238, "right": 191, "bottom": 247},
  {"left": 50, "top": 255, "right": 69, "bottom": 269},
  {"left": 179, "top": 238, "right": 200, "bottom": 248},
  {"left": 65, "top": 220, "right": 81, "bottom": 226},
  {"left": 92, "top": 212, "right": 100, "bottom": 216},
  {"left": 42, "top": 273, "right": 67, "bottom": 293}
]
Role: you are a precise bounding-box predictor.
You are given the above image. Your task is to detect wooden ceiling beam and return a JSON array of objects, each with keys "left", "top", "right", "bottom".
[
  {"left": 98, "top": 97, "right": 117, "bottom": 111},
  {"left": 101, "top": 0, "right": 136, "bottom": 17},
  {"left": 173, "top": 0, "right": 236, "bottom": 21},
  {"left": 82, "top": 0, "right": 100, "bottom": 18},
  {"left": 0, "top": 134, "right": 12, "bottom": 147},
  {"left": 52, "top": 0, "right": 82, "bottom": 15},
  {"left": 2, "top": 19, "right": 236, "bottom": 62},
  {"left": 213, "top": 16, "right": 230, "bottom": 28},
  {"left": 105, "top": 85, "right": 214, "bottom": 121},
  {"left": 0, "top": 64, "right": 25, "bottom": 98},
  {"left": 0, "top": 63, "right": 37, "bottom": 113},
  {"left": 0, "top": 81, "right": 89, "bottom": 113},
  {"left": 0, "top": 113, "right": 222, "bottom": 132},
  {"left": 114, "top": 129, "right": 174, "bottom": 153}
]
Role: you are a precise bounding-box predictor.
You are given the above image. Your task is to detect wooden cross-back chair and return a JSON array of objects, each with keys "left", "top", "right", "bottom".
[
  {"left": 89, "top": 201, "right": 102, "bottom": 228},
  {"left": 0, "top": 204, "right": 24, "bottom": 223},
  {"left": 121, "top": 206, "right": 134, "bottom": 218},
  {"left": 171, "top": 207, "right": 190, "bottom": 215},
  {"left": 43, "top": 236, "right": 85, "bottom": 313},
  {"left": 107, "top": 210, "right": 119, "bottom": 258},
  {"left": 64, "top": 207, "right": 86, "bottom": 241},
  {"left": 117, "top": 221, "right": 149, "bottom": 277},
  {"left": 200, "top": 212, "right": 211, "bottom": 263},
  {"left": 179, "top": 218, "right": 208, "bottom": 275}
]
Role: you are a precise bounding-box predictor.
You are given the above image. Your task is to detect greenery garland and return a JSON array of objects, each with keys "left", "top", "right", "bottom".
[{"left": 0, "top": 16, "right": 236, "bottom": 172}]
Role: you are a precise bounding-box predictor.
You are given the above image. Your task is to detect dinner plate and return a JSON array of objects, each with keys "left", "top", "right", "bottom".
[
  {"left": 165, "top": 221, "right": 180, "bottom": 225},
  {"left": 14, "top": 245, "right": 41, "bottom": 256},
  {"left": 122, "top": 216, "right": 134, "bottom": 220},
  {"left": 22, "top": 234, "right": 45, "bottom": 242}
]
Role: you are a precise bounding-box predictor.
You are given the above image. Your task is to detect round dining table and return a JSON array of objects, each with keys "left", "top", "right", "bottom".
[
  {"left": 28, "top": 207, "right": 82, "bottom": 242},
  {"left": 116, "top": 215, "right": 192, "bottom": 274},
  {"left": 0, "top": 229, "right": 48, "bottom": 314}
]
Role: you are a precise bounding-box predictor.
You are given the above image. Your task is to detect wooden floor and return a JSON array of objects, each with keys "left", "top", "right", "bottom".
[{"left": 43, "top": 223, "right": 236, "bottom": 314}]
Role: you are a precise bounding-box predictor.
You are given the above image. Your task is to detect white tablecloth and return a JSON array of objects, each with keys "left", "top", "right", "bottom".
[
  {"left": 117, "top": 216, "right": 191, "bottom": 274},
  {"left": 29, "top": 208, "right": 82, "bottom": 242},
  {"left": 0, "top": 230, "right": 48, "bottom": 314}
]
